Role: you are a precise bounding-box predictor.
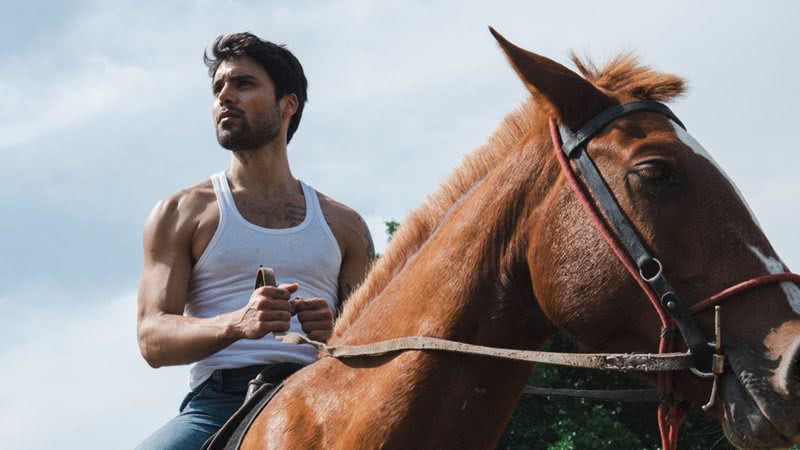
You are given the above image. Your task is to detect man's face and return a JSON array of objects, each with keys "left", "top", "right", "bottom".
[{"left": 212, "top": 56, "right": 282, "bottom": 151}]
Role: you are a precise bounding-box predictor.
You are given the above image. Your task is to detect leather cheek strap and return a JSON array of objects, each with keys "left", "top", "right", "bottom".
[{"left": 557, "top": 103, "right": 713, "bottom": 372}]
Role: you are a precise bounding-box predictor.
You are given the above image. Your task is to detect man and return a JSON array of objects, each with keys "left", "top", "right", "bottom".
[{"left": 135, "top": 32, "right": 374, "bottom": 449}]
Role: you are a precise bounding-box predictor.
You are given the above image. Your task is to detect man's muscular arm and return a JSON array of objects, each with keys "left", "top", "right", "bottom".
[
  {"left": 136, "top": 193, "right": 293, "bottom": 368},
  {"left": 338, "top": 213, "right": 375, "bottom": 304},
  {"left": 294, "top": 195, "right": 374, "bottom": 342}
]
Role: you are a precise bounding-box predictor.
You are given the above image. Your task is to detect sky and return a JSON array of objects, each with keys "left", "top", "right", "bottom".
[{"left": 1, "top": 1, "right": 798, "bottom": 448}]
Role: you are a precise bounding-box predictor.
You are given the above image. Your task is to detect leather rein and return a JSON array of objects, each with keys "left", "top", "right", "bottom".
[{"left": 277, "top": 100, "right": 800, "bottom": 450}]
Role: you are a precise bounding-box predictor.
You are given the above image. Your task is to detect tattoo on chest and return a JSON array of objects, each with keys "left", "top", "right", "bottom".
[
  {"left": 282, "top": 204, "right": 307, "bottom": 227},
  {"left": 236, "top": 197, "right": 306, "bottom": 228}
]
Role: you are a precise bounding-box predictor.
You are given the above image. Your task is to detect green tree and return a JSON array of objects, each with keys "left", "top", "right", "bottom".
[{"left": 385, "top": 220, "right": 400, "bottom": 241}]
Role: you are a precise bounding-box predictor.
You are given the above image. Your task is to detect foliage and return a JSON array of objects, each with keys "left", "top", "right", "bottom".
[
  {"left": 384, "top": 220, "right": 400, "bottom": 242},
  {"left": 497, "top": 334, "right": 730, "bottom": 450}
]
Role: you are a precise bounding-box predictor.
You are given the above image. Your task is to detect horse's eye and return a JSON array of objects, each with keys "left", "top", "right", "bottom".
[{"left": 632, "top": 161, "right": 673, "bottom": 183}]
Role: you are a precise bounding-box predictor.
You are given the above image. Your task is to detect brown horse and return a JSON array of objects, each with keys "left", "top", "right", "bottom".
[{"left": 241, "top": 30, "right": 800, "bottom": 449}]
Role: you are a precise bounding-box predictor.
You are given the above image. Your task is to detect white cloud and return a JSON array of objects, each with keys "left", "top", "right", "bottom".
[
  {"left": 0, "top": 58, "right": 158, "bottom": 150},
  {"left": 0, "top": 291, "right": 187, "bottom": 449}
]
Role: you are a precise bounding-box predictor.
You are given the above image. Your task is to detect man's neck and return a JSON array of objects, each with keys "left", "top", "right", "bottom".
[{"left": 227, "top": 141, "right": 299, "bottom": 196}]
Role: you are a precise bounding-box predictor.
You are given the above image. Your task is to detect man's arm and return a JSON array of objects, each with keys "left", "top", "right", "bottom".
[
  {"left": 338, "top": 213, "right": 375, "bottom": 305},
  {"left": 295, "top": 198, "right": 374, "bottom": 342},
  {"left": 136, "top": 193, "right": 294, "bottom": 368}
]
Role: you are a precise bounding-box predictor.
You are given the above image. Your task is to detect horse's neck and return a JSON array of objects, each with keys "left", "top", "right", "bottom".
[
  {"left": 329, "top": 138, "right": 559, "bottom": 447},
  {"left": 346, "top": 135, "right": 556, "bottom": 348}
]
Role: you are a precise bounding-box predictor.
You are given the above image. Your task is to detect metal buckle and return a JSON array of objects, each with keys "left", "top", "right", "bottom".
[
  {"left": 687, "top": 306, "right": 725, "bottom": 411},
  {"left": 638, "top": 257, "right": 663, "bottom": 282}
]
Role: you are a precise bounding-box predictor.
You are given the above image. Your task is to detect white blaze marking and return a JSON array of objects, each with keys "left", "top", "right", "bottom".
[
  {"left": 671, "top": 122, "right": 763, "bottom": 229},
  {"left": 750, "top": 245, "right": 800, "bottom": 314},
  {"left": 672, "top": 123, "right": 798, "bottom": 313}
]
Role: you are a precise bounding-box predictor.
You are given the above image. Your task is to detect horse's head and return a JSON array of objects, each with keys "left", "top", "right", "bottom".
[{"left": 491, "top": 28, "right": 800, "bottom": 448}]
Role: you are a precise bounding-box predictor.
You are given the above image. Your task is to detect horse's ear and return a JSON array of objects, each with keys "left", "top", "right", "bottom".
[{"left": 489, "top": 27, "right": 614, "bottom": 129}]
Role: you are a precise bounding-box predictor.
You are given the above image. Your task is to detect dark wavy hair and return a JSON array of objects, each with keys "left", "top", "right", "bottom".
[{"left": 204, "top": 32, "right": 308, "bottom": 144}]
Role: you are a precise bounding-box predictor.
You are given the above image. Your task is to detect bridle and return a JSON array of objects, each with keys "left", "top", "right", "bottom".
[
  {"left": 550, "top": 100, "right": 800, "bottom": 450},
  {"left": 274, "top": 100, "right": 800, "bottom": 450}
]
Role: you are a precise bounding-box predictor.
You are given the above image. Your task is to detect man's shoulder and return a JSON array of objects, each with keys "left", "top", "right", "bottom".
[
  {"left": 168, "top": 178, "right": 216, "bottom": 210},
  {"left": 314, "top": 189, "right": 374, "bottom": 259},
  {"left": 315, "top": 190, "right": 365, "bottom": 232},
  {"left": 145, "top": 178, "right": 217, "bottom": 235}
]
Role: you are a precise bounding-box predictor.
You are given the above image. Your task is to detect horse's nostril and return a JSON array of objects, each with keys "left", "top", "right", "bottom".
[
  {"left": 788, "top": 356, "right": 800, "bottom": 394},
  {"left": 778, "top": 338, "right": 800, "bottom": 397}
]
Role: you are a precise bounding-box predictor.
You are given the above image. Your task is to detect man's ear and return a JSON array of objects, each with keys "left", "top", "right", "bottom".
[{"left": 280, "top": 94, "right": 299, "bottom": 120}]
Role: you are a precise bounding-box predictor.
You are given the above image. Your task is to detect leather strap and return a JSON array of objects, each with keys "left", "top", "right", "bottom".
[
  {"left": 278, "top": 332, "right": 694, "bottom": 372},
  {"left": 560, "top": 100, "right": 685, "bottom": 157},
  {"left": 521, "top": 386, "right": 659, "bottom": 402},
  {"left": 255, "top": 266, "right": 276, "bottom": 289}
]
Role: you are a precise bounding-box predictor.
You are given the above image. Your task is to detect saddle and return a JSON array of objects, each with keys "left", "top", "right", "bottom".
[
  {"left": 201, "top": 362, "right": 303, "bottom": 450},
  {"left": 202, "top": 267, "right": 304, "bottom": 450}
]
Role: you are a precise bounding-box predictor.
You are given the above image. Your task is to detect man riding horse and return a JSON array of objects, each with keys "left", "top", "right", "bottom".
[{"left": 134, "top": 32, "right": 375, "bottom": 450}]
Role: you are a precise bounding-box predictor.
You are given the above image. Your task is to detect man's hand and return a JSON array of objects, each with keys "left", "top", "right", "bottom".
[
  {"left": 294, "top": 298, "right": 334, "bottom": 342},
  {"left": 231, "top": 283, "right": 298, "bottom": 339}
]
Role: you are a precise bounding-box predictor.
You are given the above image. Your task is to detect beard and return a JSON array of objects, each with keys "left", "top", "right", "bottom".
[{"left": 216, "top": 103, "right": 281, "bottom": 151}]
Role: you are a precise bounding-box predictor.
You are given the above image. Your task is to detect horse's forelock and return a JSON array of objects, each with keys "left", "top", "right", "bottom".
[{"left": 571, "top": 52, "right": 687, "bottom": 102}]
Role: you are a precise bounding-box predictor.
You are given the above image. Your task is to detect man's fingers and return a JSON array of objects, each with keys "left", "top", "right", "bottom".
[
  {"left": 308, "top": 330, "right": 331, "bottom": 342},
  {"left": 254, "top": 286, "right": 290, "bottom": 300},
  {"left": 301, "top": 320, "right": 332, "bottom": 333},
  {"left": 255, "top": 298, "right": 292, "bottom": 312},
  {"left": 277, "top": 283, "right": 299, "bottom": 293},
  {"left": 293, "top": 297, "right": 329, "bottom": 312},
  {"left": 297, "top": 309, "right": 332, "bottom": 323},
  {"left": 259, "top": 286, "right": 294, "bottom": 300},
  {"left": 257, "top": 310, "right": 292, "bottom": 322},
  {"left": 254, "top": 285, "right": 300, "bottom": 300},
  {"left": 258, "top": 321, "right": 290, "bottom": 333}
]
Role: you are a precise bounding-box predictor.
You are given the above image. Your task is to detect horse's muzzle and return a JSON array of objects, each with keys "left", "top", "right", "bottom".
[{"left": 721, "top": 339, "right": 800, "bottom": 449}]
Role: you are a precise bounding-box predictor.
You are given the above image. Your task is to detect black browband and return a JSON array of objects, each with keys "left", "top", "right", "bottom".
[{"left": 558, "top": 100, "right": 713, "bottom": 373}]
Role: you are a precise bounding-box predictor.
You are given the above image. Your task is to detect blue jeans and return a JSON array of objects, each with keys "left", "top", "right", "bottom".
[{"left": 135, "top": 367, "right": 261, "bottom": 450}]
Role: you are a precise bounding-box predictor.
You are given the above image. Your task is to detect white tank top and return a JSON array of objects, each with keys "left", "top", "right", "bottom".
[{"left": 184, "top": 172, "right": 341, "bottom": 389}]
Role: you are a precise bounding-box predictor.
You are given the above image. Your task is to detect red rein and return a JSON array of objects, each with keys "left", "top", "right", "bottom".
[{"left": 548, "top": 117, "right": 800, "bottom": 450}]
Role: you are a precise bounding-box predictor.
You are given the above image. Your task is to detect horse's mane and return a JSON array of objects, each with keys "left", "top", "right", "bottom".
[
  {"left": 571, "top": 52, "right": 686, "bottom": 102},
  {"left": 331, "top": 53, "right": 687, "bottom": 339}
]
